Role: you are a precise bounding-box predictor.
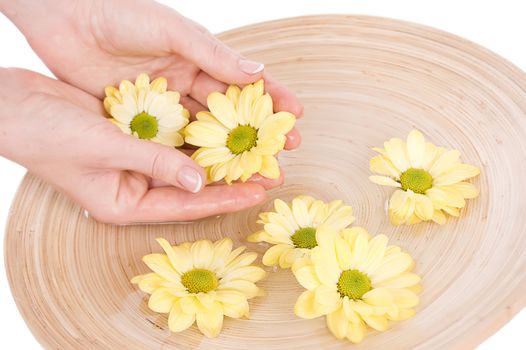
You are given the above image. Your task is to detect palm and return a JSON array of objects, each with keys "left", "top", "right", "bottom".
[{"left": 3, "top": 69, "right": 270, "bottom": 224}]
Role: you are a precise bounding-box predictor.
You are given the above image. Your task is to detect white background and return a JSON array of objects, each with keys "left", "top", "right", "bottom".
[{"left": 1, "top": 0, "right": 525, "bottom": 348}]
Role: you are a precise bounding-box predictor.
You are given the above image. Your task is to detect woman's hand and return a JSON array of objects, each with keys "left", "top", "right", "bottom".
[
  {"left": 0, "top": 68, "right": 274, "bottom": 224},
  {"left": 1, "top": 0, "right": 302, "bottom": 148}
]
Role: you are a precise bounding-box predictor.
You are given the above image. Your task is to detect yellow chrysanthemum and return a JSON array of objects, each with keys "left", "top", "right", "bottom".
[
  {"left": 104, "top": 73, "right": 189, "bottom": 147},
  {"left": 369, "top": 129, "right": 480, "bottom": 225},
  {"left": 184, "top": 80, "right": 296, "bottom": 183},
  {"left": 292, "top": 226, "right": 421, "bottom": 343},
  {"left": 131, "top": 237, "right": 266, "bottom": 338},
  {"left": 247, "top": 196, "right": 355, "bottom": 268}
]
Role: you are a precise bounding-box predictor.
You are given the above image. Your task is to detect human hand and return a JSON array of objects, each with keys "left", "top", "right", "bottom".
[
  {"left": 1, "top": 0, "right": 302, "bottom": 149},
  {"left": 0, "top": 68, "right": 275, "bottom": 224}
]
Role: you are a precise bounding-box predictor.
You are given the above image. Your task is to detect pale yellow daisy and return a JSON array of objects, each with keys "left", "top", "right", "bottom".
[
  {"left": 247, "top": 196, "right": 355, "bottom": 268},
  {"left": 369, "top": 129, "right": 480, "bottom": 225},
  {"left": 184, "top": 80, "right": 296, "bottom": 183},
  {"left": 131, "top": 237, "right": 266, "bottom": 338},
  {"left": 292, "top": 226, "right": 421, "bottom": 343},
  {"left": 104, "top": 73, "right": 189, "bottom": 147}
]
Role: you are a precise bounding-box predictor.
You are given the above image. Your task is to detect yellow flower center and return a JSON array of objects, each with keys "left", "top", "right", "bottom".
[
  {"left": 399, "top": 168, "right": 433, "bottom": 194},
  {"left": 181, "top": 268, "right": 218, "bottom": 294},
  {"left": 290, "top": 227, "right": 317, "bottom": 249},
  {"left": 130, "top": 111, "right": 158, "bottom": 139},
  {"left": 226, "top": 125, "right": 258, "bottom": 154},
  {"left": 337, "top": 269, "right": 372, "bottom": 300}
]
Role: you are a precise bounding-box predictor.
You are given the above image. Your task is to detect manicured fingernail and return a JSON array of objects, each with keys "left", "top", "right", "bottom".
[
  {"left": 239, "top": 59, "right": 264, "bottom": 74},
  {"left": 177, "top": 167, "right": 203, "bottom": 193}
]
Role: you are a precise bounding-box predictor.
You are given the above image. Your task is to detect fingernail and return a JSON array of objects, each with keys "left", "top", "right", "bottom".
[
  {"left": 239, "top": 59, "right": 264, "bottom": 74},
  {"left": 177, "top": 167, "right": 203, "bottom": 193}
]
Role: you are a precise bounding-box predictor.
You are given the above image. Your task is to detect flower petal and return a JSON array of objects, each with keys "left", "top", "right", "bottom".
[
  {"left": 294, "top": 290, "right": 324, "bottom": 319},
  {"left": 225, "top": 85, "right": 241, "bottom": 107},
  {"left": 218, "top": 280, "right": 260, "bottom": 299},
  {"left": 259, "top": 155, "right": 280, "bottom": 179},
  {"left": 207, "top": 92, "right": 238, "bottom": 129},
  {"left": 190, "top": 240, "right": 214, "bottom": 269},
  {"left": 406, "top": 129, "right": 426, "bottom": 168},
  {"left": 251, "top": 93, "right": 273, "bottom": 128},
  {"left": 131, "top": 273, "right": 165, "bottom": 294},
  {"left": 346, "top": 321, "right": 366, "bottom": 344},
  {"left": 369, "top": 175, "right": 401, "bottom": 188},
  {"left": 237, "top": 83, "right": 255, "bottom": 125},
  {"left": 292, "top": 197, "right": 312, "bottom": 228},
  {"left": 414, "top": 193, "right": 434, "bottom": 220},
  {"left": 326, "top": 307, "right": 348, "bottom": 339},
  {"left": 370, "top": 252, "right": 414, "bottom": 283},
  {"left": 375, "top": 273, "right": 421, "bottom": 289},
  {"left": 148, "top": 287, "right": 175, "bottom": 313},
  {"left": 362, "top": 314, "right": 389, "bottom": 332},
  {"left": 185, "top": 121, "right": 229, "bottom": 148},
  {"left": 370, "top": 155, "right": 400, "bottom": 178},
  {"left": 433, "top": 164, "right": 480, "bottom": 186},
  {"left": 292, "top": 263, "right": 321, "bottom": 290},
  {"left": 216, "top": 291, "right": 249, "bottom": 318},
  {"left": 384, "top": 137, "right": 410, "bottom": 172},
  {"left": 432, "top": 210, "right": 447, "bottom": 224},
  {"left": 362, "top": 234, "right": 388, "bottom": 274},
  {"left": 142, "top": 254, "right": 180, "bottom": 281},
  {"left": 168, "top": 301, "right": 195, "bottom": 332},
  {"left": 257, "top": 112, "right": 295, "bottom": 141},
  {"left": 193, "top": 147, "right": 234, "bottom": 167},
  {"left": 262, "top": 244, "right": 292, "bottom": 266},
  {"left": 428, "top": 150, "right": 461, "bottom": 177},
  {"left": 196, "top": 301, "right": 224, "bottom": 338}
]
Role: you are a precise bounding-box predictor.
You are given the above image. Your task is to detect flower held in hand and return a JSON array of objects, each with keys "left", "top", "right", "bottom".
[
  {"left": 104, "top": 73, "right": 189, "bottom": 146},
  {"left": 185, "top": 80, "right": 296, "bottom": 183}
]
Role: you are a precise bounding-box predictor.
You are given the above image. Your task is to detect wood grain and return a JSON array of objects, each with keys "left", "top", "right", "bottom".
[{"left": 5, "top": 15, "right": 526, "bottom": 349}]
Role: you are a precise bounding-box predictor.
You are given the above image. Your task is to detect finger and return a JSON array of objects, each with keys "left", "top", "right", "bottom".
[
  {"left": 264, "top": 73, "right": 304, "bottom": 117},
  {"left": 190, "top": 71, "right": 227, "bottom": 106},
  {"left": 168, "top": 16, "right": 265, "bottom": 84},
  {"left": 110, "top": 134, "right": 205, "bottom": 193},
  {"left": 285, "top": 127, "right": 302, "bottom": 150},
  {"left": 123, "top": 182, "right": 267, "bottom": 222},
  {"left": 148, "top": 178, "right": 171, "bottom": 188},
  {"left": 180, "top": 96, "right": 207, "bottom": 117},
  {"left": 246, "top": 170, "right": 284, "bottom": 190}
]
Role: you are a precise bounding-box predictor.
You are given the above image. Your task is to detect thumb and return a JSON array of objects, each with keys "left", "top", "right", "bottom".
[
  {"left": 110, "top": 135, "right": 205, "bottom": 193},
  {"left": 167, "top": 15, "right": 265, "bottom": 84}
]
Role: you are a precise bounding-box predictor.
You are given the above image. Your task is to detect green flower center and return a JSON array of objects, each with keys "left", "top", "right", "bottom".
[
  {"left": 226, "top": 125, "right": 258, "bottom": 154},
  {"left": 337, "top": 269, "right": 372, "bottom": 300},
  {"left": 399, "top": 168, "right": 433, "bottom": 194},
  {"left": 130, "top": 111, "right": 158, "bottom": 140},
  {"left": 181, "top": 268, "right": 218, "bottom": 294},
  {"left": 290, "top": 227, "right": 317, "bottom": 249}
]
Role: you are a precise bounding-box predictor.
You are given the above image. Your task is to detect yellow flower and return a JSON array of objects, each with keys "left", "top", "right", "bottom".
[
  {"left": 247, "top": 196, "right": 355, "bottom": 268},
  {"left": 184, "top": 80, "right": 296, "bottom": 183},
  {"left": 369, "top": 129, "right": 480, "bottom": 225},
  {"left": 292, "top": 226, "right": 421, "bottom": 343},
  {"left": 131, "top": 237, "right": 266, "bottom": 338},
  {"left": 104, "top": 73, "right": 189, "bottom": 147}
]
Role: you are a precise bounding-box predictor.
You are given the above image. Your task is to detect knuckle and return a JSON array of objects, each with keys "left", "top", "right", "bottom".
[
  {"left": 150, "top": 149, "right": 166, "bottom": 180},
  {"left": 86, "top": 201, "right": 130, "bottom": 225}
]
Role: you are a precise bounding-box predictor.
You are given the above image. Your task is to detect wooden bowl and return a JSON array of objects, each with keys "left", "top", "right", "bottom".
[{"left": 5, "top": 15, "right": 526, "bottom": 349}]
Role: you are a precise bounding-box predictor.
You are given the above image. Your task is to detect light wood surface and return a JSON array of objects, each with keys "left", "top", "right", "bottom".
[{"left": 5, "top": 15, "right": 526, "bottom": 349}]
